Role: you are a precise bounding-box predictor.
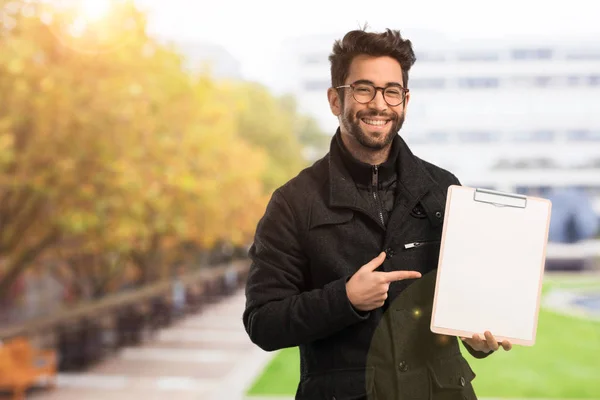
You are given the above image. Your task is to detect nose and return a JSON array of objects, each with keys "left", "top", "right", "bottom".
[{"left": 369, "top": 88, "right": 388, "bottom": 111}]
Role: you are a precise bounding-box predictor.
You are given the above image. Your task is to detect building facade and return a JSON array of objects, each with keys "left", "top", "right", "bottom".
[{"left": 278, "top": 32, "right": 600, "bottom": 241}]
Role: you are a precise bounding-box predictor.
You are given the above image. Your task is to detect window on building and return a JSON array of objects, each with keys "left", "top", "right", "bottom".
[
  {"left": 303, "top": 80, "right": 330, "bottom": 91},
  {"left": 534, "top": 76, "right": 554, "bottom": 87},
  {"left": 588, "top": 75, "right": 600, "bottom": 86},
  {"left": 492, "top": 159, "right": 513, "bottom": 169},
  {"left": 568, "top": 75, "right": 600, "bottom": 87},
  {"left": 565, "top": 50, "right": 600, "bottom": 60},
  {"left": 567, "top": 130, "right": 600, "bottom": 141},
  {"left": 565, "top": 75, "right": 600, "bottom": 87},
  {"left": 428, "top": 131, "right": 449, "bottom": 143},
  {"left": 589, "top": 159, "right": 600, "bottom": 169},
  {"left": 567, "top": 76, "right": 583, "bottom": 86},
  {"left": 516, "top": 186, "right": 554, "bottom": 196},
  {"left": 415, "top": 52, "right": 446, "bottom": 62},
  {"left": 458, "top": 131, "right": 499, "bottom": 142},
  {"left": 408, "top": 78, "right": 446, "bottom": 89},
  {"left": 514, "top": 130, "right": 556, "bottom": 142},
  {"left": 515, "top": 186, "right": 529, "bottom": 194},
  {"left": 510, "top": 76, "right": 565, "bottom": 88},
  {"left": 409, "top": 131, "right": 449, "bottom": 144},
  {"left": 511, "top": 48, "right": 553, "bottom": 60},
  {"left": 457, "top": 52, "right": 499, "bottom": 62},
  {"left": 458, "top": 77, "right": 499, "bottom": 88},
  {"left": 512, "top": 159, "right": 557, "bottom": 170}
]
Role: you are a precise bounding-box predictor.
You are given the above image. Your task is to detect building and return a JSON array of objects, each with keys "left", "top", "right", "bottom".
[{"left": 277, "top": 32, "right": 600, "bottom": 241}]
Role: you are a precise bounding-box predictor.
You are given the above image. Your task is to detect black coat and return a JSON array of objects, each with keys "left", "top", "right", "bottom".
[{"left": 243, "top": 131, "right": 492, "bottom": 400}]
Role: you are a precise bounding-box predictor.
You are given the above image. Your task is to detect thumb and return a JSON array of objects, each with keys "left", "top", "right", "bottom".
[{"left": 361, "top": 252, "right": 387, "bottom": 272}]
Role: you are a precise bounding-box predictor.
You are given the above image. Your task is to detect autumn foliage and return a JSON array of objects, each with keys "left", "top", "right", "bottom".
[{"left": 0, "top": 0, "right": 317, "bottom": 298}]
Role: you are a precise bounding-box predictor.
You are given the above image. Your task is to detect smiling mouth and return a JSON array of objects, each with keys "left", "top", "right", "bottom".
[{"left": 361, "top": 118, "right": 390, "bottom": 127}]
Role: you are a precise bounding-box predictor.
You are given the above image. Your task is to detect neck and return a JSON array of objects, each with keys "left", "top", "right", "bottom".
[{"left": 340, "top": 131, "right": 392, "bottom": 166}]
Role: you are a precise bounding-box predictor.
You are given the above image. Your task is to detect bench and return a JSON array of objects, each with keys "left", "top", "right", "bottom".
[{"left": 0, "top": 337, "right": 57, "bottom": 399}]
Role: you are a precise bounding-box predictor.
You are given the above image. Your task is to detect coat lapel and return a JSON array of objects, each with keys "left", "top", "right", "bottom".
[{"left": 384, "top": 135, "right": 438, "bottom": 241}]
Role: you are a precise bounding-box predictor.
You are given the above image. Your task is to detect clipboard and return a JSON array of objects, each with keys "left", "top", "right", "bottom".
[{"left": 430, "top": 185, "right": 552, "bottom": 346}]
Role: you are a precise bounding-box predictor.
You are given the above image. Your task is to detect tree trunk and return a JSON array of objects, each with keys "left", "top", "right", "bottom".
[
  {"left": 0, "top": 229, "right": 59, "bottom": 300},
  {"left": 130, "top": 233, "right": 162, "bottom": 284}
]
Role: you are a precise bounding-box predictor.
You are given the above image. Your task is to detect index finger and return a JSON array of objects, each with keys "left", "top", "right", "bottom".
[
  {"left": 380, "top": 270, "right": 422, "bottom": 282},
  {"left": 361, "top": 252, "right": 387, "bottom": 272}
]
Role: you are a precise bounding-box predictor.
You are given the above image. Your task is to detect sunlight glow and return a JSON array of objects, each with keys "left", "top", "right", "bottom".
[{"left": 79, "top": 0, "right": 112, "bottom": 22}]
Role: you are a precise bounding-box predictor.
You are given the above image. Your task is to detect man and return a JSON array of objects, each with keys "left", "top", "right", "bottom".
[{"left": 243, "top": 28, "right": 512, "bottom": 400}]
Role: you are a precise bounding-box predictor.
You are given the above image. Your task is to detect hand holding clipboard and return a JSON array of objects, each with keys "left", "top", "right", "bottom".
[{"left": 431, "top": 186, "right": 552, "bottom": 347}]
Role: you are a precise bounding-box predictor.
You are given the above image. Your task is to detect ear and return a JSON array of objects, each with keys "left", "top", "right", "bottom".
[
  {"left": 402, "top": 90, "right": 410, "bottom": 114},
  {"left": 327, "top": 87, "right": 342, "bottom": 116}
]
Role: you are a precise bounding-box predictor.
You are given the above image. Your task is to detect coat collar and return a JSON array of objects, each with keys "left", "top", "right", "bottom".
[
  {"left": 335, "top": 130, "right": 400, "bottom": 189},
  {"left": 328, "top": 128, "right": 436, "bottom": 210}
]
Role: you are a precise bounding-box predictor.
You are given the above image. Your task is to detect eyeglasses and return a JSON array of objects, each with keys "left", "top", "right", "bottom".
[{"left": 335, "top": 82, "right": 409, "bottom": 107}]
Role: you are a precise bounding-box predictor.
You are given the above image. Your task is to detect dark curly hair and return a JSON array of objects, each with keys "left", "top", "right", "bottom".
[{"left": 328, "top": 28, "right": 417, "bottom": 89}]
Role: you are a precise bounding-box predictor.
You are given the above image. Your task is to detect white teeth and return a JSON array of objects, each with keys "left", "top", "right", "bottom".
[{"left": 363, "top": 119, "right": 388, "bottom": 126}]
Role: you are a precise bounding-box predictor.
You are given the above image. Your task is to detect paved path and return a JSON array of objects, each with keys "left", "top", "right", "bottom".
[
  {"left": 26, "top": 289, "right": 274, "bottom": 400},
  {"left": 19, "top": 273, "right": 599, "bottom": 400}
]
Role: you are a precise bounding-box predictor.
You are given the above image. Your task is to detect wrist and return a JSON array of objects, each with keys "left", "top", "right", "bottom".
[{"left": 345, "top": 279, "right": 366, "bottom": 315}]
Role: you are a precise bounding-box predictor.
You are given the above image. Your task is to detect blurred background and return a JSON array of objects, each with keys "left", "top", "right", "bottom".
[{"left": 0, "top": 0, "right": 599, "bottom": 399}]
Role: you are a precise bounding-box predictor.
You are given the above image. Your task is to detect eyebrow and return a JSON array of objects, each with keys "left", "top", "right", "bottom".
[{"left": 353, "top": 79, "right": 403, "bottom": 87}]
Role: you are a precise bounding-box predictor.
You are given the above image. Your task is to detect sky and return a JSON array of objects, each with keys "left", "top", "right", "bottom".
[{"left": 129, "top": 0, "right": 600, "bottom": 87}]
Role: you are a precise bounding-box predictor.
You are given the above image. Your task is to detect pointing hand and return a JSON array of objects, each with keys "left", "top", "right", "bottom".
[{"left": 346, "top": 251, "right": 421, "bottom": 312}]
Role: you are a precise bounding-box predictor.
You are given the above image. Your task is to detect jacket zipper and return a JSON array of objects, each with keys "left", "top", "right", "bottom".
[
  {"left": 372, "top": 165, "right": 384, "bottom": 226},
  {"left": 404, "top": 240, "right": 440, "bottom": 249}
]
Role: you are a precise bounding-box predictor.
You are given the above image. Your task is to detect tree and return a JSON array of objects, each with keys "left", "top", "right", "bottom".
[
  {"left": 225, "top": 82, "right": 306, "bottom": 193},
  {"left": 279, "top": 93, "right": 330, "bottom": 155},
  {"left": 0, "top": 0, "right": 303, "bottom": 298}
]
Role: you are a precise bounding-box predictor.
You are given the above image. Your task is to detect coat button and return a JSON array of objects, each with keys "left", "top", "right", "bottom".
[
  {"left": 398, "top": 361, "right": 408, "bottom": 372},
  {"left": 435, "top": 211, "right": 442, "bottom": 218},
  {"left": 385, "top": 248, "right": 394, "bottom": 259},
  {"left": 459, "top": 376, "right": 466, "bottom": 386}
]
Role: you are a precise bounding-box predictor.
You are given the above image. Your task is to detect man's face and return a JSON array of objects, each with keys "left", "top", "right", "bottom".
[{"left": 328, "top": 55, "right": 409, "bottom": 151}]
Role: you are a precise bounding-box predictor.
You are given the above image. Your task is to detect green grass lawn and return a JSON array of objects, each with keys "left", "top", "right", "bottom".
[{"left": 247, "top": 278, "right": 600, "bottom": 398}]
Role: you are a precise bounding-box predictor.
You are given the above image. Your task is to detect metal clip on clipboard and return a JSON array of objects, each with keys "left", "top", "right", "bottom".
[{"left": 473, "top": 188, "right": 527, "bottom": 209}]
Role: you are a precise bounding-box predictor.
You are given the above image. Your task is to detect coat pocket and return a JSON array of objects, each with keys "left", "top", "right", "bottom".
[
  {"left": 427, "top": 354, "right": 477, "bottom": 400},
  {"left": 399, "top": 239, "right": 442, "bottom": 276}
]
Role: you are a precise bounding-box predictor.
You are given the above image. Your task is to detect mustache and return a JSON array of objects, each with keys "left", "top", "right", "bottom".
[{"left": 357, "top": 110, "right": 397, "bottom": 120}]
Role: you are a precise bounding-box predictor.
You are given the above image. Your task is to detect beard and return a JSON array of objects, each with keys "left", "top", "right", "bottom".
[{"left": 340, "top": 106, "right": 404, "bottom": 151}]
